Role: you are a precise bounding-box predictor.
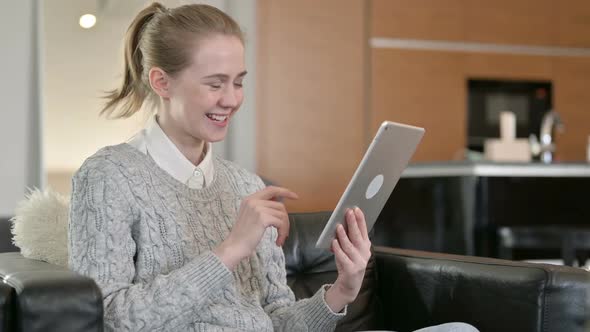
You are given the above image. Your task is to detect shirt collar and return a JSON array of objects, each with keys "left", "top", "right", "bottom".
[{"left": 144, "top": 115, "right": 214, "bottom": 188}]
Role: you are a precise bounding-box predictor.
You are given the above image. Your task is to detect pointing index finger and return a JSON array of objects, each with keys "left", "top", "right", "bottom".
[{"left": 254, "top": 186, "right": 299, "bottom": 201}]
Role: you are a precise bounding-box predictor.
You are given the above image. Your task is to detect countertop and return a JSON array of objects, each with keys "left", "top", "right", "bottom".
[{"left": 401, "top": 161, "right": 590, "bottom": 178}]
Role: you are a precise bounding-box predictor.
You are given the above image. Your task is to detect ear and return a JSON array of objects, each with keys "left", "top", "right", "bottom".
[{"left": 148, "top": 67, "right": 171, "bottom": 98}]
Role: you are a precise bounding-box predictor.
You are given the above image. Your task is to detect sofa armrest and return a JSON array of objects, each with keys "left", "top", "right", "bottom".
[
  {"left": 0, "top": 252, "right": 103, "bottom": 332},
  {"left": 0, "top": 281, "right": 15, "bottom": 331},
  {"left": 374, "top": 246, "right": 590, "bottom": 332}
]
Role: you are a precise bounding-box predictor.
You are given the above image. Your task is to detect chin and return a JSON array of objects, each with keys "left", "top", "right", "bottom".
[
  {"left": 204, "top": 129, "right": 229, "bottom": 143},
  {"left": 208, "top": 135, "right": 226, "bottom": 143}
]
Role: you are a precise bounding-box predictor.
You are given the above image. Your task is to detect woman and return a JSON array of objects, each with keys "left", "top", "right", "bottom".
[{"left": 68, "top": 3, "right": 477, "bottom": 332}]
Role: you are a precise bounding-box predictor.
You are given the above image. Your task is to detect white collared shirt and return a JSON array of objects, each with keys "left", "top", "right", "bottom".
[{"left": 127, "top": 116, "right": 214, "bottom": 189}]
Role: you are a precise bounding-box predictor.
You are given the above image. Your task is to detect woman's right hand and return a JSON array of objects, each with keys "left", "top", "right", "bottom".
[{"left": 214, "top": 186, "right": 298, "bottom": 270}]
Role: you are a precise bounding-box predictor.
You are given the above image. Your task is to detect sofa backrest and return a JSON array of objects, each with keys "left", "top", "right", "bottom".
[
  {"left": 0, "top": 218, "right": 18, "bottom": 253},
  {"left": 376, "top": 246, "right": 590, "bottom": 332},
  {"left": 284, "top": 212, "right": 382, "bottom": 331}
]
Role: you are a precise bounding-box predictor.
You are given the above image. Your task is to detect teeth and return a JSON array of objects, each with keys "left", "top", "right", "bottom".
[{"left": 206, "top": 114, "right": 228, "bottom": 122}]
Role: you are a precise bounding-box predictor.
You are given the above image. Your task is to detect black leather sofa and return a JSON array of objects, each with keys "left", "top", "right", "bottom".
[{"left": 1, "top": 212, "right": 590, "bottom": 332}]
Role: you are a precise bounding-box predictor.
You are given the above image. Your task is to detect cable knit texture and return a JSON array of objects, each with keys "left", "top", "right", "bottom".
[{"left": 68, "top": 143, "right": 344, "bottom": 332}]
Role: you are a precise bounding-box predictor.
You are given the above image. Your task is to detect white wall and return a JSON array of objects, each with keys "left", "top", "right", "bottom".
[
  {"left": 43, "top": 0, "right": 257, "bottom": 193},
  {"left": 43, "top": 0, "right": 155, "bottom": 173},
  {"left": 224, "top": 0, "right": 257, "bottom": 172},
  {"left": 0, "top": 0, "right": 42, "bottom": 217}
]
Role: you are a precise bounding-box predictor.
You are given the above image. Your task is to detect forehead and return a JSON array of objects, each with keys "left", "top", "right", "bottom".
[{"left": 187, "top": 35, "right": 245, "bottom": 75}]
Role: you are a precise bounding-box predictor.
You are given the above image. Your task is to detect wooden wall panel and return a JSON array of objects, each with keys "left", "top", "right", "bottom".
[
  {"left": 371, "top": 0, "right": 467, "bottom": 41},
  {"left": 371, "top": 49, "right": 467, "bottom": 161},
  {"left": 256, "top": 0, "right": 366, "bottom": 212},
  {"left": 463, "top": 0, "right": 557, "bottom": 46},
  {"left": 370, "top": 0, "right": 590, "bottom": 162},
  {"left": 557, "top": 0, "right": 590, "bottom": 47},
  {"left": 371, "top": 49, "right": 590, "bottom": 162},
  {"left": 553, "top": 57, "right": 590, "bottom": 160},
  {"left": 463, "top": 52, "right": 553, "bottom": 81},
  {"left": 256, "top": 1, "right": 590, "bottom": 212},
  {"left": 372, "top": 0, "right": 590, "bottom": 48}
]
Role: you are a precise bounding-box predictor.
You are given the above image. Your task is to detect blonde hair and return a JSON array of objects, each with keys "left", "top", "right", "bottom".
[{"left": 101, "top": 2, "right": 244, "bottom": 119}]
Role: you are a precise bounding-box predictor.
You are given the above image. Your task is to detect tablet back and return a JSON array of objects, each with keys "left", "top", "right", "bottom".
[{"left": 315, "top": 121, "right": 425, "bottom": 248}]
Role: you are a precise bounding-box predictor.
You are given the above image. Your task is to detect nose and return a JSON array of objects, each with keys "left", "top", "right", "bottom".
[{"left": 219, "top": 85, "right": 240, "bottom": 109}]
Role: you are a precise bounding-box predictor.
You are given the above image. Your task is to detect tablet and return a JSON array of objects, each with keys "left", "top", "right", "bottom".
[{"left": 315, "top": 121, "right": 425, "bottom": 249}]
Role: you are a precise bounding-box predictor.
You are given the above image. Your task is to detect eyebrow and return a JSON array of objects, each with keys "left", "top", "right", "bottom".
[{"left": 202, "top": 71, "right": 248, "bottom": 80}]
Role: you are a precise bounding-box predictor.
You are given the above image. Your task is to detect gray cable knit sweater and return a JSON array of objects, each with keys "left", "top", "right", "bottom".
[{"left": 68, "top": 143, "right": 344, "bottom": 332}]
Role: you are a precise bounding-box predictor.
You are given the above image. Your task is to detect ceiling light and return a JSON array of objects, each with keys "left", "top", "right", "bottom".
[{"left": 79, "top": 14, "right": 97, "bottom": 29}]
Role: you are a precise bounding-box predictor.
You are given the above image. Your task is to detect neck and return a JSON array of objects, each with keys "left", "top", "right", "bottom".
[{"left": 156, "top": 114, "right": 206, "bottom": 166}]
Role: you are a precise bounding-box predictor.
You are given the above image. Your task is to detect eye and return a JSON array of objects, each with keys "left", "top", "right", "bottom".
[
  {"left": 208, "top": 83, "right": 222, "bottom": 90},
  {"left": 234, "top": 79, "right": 244, "bottom": 88}
]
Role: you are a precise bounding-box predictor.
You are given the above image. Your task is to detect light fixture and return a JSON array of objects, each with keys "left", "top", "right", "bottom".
[{"left": 79, "top": 14, "right": 97, "bottom": 29}]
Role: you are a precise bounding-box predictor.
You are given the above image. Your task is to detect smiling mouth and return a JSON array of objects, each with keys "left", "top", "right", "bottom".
[{"left": 205, "top": 113, "right": 229, "bottom": 122}]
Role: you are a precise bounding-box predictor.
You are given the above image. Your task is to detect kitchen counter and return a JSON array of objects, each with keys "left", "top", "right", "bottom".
[
  {"left": 402, "top": 161, "right": 590, "bottom": 178},
  {"left": 376, "top": 161, "right": 590, "bottom": 258}
]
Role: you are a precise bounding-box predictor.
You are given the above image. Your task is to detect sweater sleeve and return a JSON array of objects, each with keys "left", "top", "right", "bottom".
[
  {"left": 68, "top": 157, "right": 233, "bottom": 331},
  {"left": 259, "top": 228, "right": 346, "bottom": 331},
  {"left": 248, "top": 176, "right": 346, "bottom": 331}
]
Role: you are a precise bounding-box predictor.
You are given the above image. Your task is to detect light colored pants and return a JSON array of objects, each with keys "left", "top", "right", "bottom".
[
  {"left": 360, "top": 322, "right": 479, "bottom": 332},
  {"left": 414, "top": 322, "right": 479, "bottom": 332}
]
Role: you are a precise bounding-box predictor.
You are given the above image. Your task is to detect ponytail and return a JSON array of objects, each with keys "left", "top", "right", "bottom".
[{"left": 100, "top": 3, "right": 166, "bottom": 118}]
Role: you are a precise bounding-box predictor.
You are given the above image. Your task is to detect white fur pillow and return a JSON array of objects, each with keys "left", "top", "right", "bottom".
[{"left": 10, "top": 188, "right": 70, "bottom": 267}]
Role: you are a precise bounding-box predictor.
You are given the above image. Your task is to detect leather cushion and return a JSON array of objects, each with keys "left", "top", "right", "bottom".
[
  {"left": 375, "top": 246, "right": 590, "bottom": 332},
  {"left": 0, "top": 281, "right": 15, "bottom": 332},
  {"left": 284, "top": 212, "right": 381, "bottom": 331},
  {"left": 0, "top": 253, "right": 103, "bottom": 332}
]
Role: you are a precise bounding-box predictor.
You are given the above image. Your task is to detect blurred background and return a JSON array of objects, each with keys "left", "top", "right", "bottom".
[{"left": 2, "top": 0, "right": 590, "bottom": 219}]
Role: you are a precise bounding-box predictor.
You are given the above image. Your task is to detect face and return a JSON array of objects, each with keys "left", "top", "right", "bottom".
[{"left": 160, "top": 34, "right": 246, "bottom": 145}]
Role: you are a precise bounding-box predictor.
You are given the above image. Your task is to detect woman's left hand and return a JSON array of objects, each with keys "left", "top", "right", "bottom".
[{"left": 324, "top": 207, "right": 372, "bottom": 313}]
